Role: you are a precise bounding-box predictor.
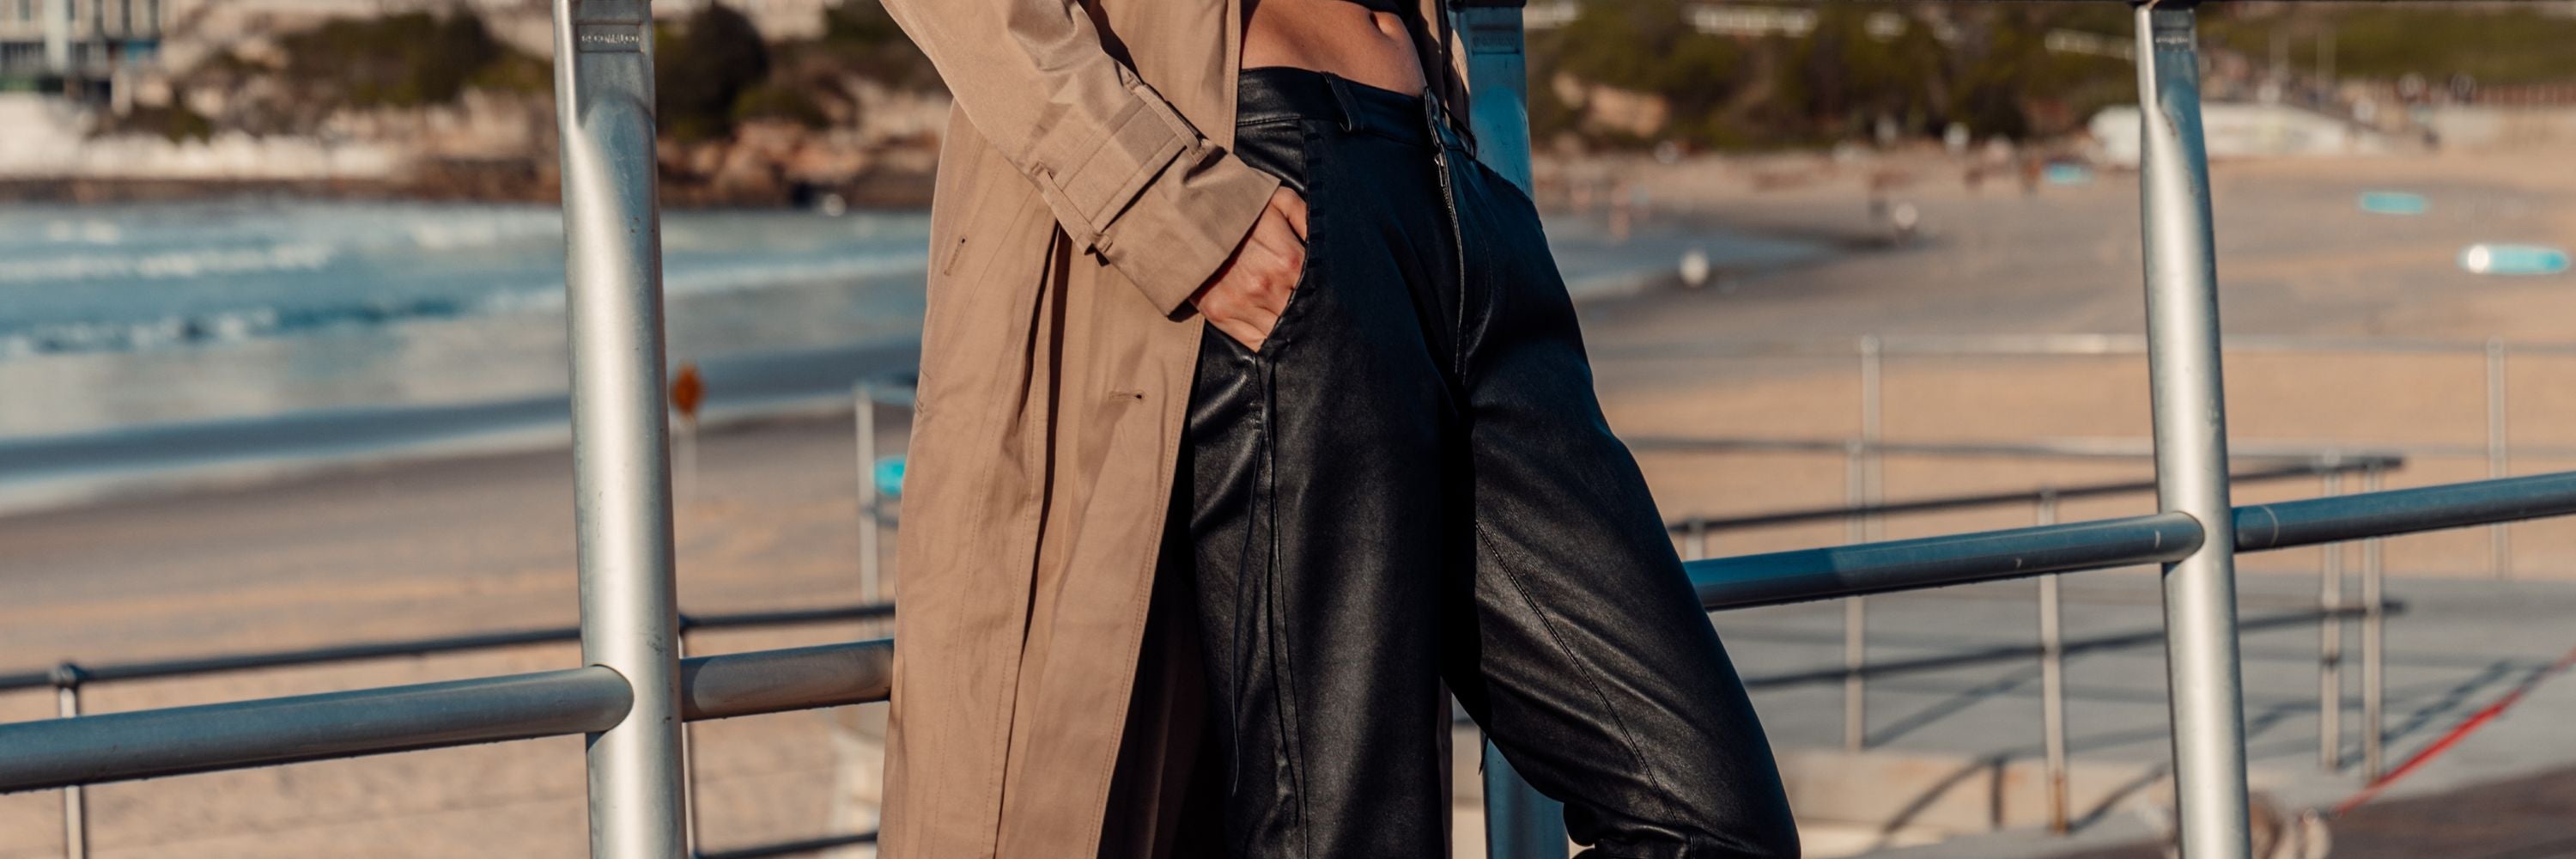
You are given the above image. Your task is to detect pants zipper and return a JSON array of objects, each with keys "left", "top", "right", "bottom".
[{"left": 1425, "top": 95, "right": 1469, "bottom": 378}]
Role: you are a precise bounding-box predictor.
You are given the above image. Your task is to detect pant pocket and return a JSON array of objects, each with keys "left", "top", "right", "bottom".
[{"left": 1252, "top": 129, "right": 1329, "bottom": 356}]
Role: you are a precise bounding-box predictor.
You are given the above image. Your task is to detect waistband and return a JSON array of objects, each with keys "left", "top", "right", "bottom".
[{"left": 1236, "top": 66, "right": 1473, "bottom": 154}]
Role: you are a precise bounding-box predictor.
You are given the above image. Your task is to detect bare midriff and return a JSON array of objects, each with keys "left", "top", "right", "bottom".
[{"left": 1242, "top": 0, "right": 1427, "bottom": 96}]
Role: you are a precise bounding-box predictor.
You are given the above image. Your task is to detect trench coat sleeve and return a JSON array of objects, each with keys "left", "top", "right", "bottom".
[{"left": 880, "top": 0, "right": 1279, "bottom": 314}]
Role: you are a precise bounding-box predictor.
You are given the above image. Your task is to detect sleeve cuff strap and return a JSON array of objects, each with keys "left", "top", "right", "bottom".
[
  {"left": 1097, "top": 153, "right": 1280, "bottom": 315},
  {"left": 1030, "top": 82, "right": 1199, "bottom": 248},
  {"left": 1025, "top": 80, "right": 1284, "bottom": 315}
]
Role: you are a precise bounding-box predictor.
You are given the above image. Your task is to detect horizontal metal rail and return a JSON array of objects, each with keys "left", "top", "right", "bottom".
[
  {"left": 2235, "top": 471, "right": 2576, "bottom": 551},
  {"left": 1686, "top": 471, "right": 2576, "bottom": 613},
  {"left": 1414, "top": 601, "right": 2403, "bottom": 719},
  {"left": 1666, "top": 457, "right": 2393, "bottom": 533},
  {"left": 1690, "top": 512, "right": 2204, "bottom": 608},
  {"left": 697, "top": 832, "right": 878, "bottom": 859},
  {"left": 0, "top": 641, "right": 893, "bottom": 793},
  {"left": 0, "top": 667, "right": 633, "bottom": 792},
  {"left": 1639, "top": 434, "right": 2576, "bottom": 467},
  {"left": 1593, "top": 332, "right": 2576, "bottom": 361},
  {"left": 0, "top": 602, "right": 893, "bottom": 693},
  {"left": 681, "top": 640, "right": 891, "bottom": 722},
  {"left": 1627, "top": 435, "right": 2398, "bottom": 465},
  {"left": 7, "top": 470, "right": 2575, "bottom": 795},
  {"left": 1738, "top": 602, "right": 2401, "bottom": 690}
]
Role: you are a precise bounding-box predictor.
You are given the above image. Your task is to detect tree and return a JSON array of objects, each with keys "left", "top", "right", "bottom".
[
  {"left": 815, "top": 0, "right": 940, "bottom": 90},
  {"left": 1783, "top": 4, "right": 1944, "bottom": 139},
  {"left": 657, "top": 3, "right": 772, "bottom": 143},
  {"left": 1538, "top": 0, "right": 1752, "bottom": 147}
]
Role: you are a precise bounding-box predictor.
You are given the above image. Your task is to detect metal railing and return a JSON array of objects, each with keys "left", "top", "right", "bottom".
[
  {"left": 0, "top": 3, "right": 2562, "bottom": 859},
  {"left": 8, "top": 472, "right": 2574, "bottom": 848},
  {"left": 1640, "top": 436, "right": 2420, "bottom": 781},
  {"left": 0, "top": 604, "right": 892, "bottom": 859},
  {"left": 0, "top": 447, "right": 2392, "bottom": 854},
  {"left": 1656, "top": 447, "right": 2401, "bottom": 830}
]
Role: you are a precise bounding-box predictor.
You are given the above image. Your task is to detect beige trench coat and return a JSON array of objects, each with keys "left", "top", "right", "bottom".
[{"left": 872, "top": 0, "right": 1474, "bottom": 856}]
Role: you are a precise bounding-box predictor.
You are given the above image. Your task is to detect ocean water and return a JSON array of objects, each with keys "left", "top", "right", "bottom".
[
  {"left": 0, "top": 198, "right": 1825, "bottom": 510},
  {"left": 0, "top": 200, "right": 934, "bottom": 360}
]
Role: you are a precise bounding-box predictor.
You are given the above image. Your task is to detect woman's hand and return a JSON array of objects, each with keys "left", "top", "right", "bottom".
[{"left": 1192, "top": 187, "right": 1309, "bottom": 352}]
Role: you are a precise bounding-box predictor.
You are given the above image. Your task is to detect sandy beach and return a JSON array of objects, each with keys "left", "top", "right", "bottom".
[{"left": 6, "top": 142, "right": 2576, "bottom": 855}]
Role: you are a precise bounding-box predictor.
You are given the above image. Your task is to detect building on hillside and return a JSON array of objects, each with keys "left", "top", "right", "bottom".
[
  {"left": 6, "top": 0, "right": 841, "bottom": 101},
  {"left": 0, "top": 0, "right": 162, "bottom": 96},
  {"left": 155, "top": 0, "right": 835, "bottom": 62}
]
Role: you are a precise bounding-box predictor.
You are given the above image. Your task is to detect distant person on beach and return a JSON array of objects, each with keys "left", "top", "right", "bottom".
[{"left": 873, "top": 0, "right": 1795, "bottom": 856}]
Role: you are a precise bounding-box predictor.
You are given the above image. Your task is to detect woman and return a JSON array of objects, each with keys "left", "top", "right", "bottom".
[{"left": 873, "top": 0, "right": 1798, "bottom": 856}]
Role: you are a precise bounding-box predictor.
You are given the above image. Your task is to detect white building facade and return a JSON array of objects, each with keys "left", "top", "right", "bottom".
[{"left": 0, "top": 0, "right": 161, "bottom": 82}]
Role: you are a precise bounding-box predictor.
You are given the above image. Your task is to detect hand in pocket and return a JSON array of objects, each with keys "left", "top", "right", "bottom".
[{"left": 1190, "top": 187, "right": 1309, "bottom": 352}]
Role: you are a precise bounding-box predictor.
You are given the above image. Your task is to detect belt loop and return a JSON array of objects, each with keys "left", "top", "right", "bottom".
[
  {"left": 1423, "top": 88, "right": 1473, "bottom": 156},
  {"left": 1323, "top": 72, "right": 1360, "bottom": 133},
  {"left": 1422, "top": 88, "right": 1444, "bottom": 149}
]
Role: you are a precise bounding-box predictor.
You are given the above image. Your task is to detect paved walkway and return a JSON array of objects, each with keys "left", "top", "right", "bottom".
[
  {"left": 1805, "top": 575, "right": 2576, "bottom": 858},
  {"left": 2050, "top": 762, "right": 2576, "bottom": 859}
]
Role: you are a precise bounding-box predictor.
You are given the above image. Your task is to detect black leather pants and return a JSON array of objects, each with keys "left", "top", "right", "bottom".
[{"left": 1164, "top": 68, "right": 1797, "bottom": 859}]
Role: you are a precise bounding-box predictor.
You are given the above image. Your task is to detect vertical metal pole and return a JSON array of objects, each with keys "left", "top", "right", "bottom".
[
  {"left": 53, "top": 668, "right": 85, "bottom": 859},
  {"left": 1842, "top": 597, "right": 1867, "bottom": 752},
  {"left": 673, "top": 416, "right": 697, "bottom": 509},
  {"left": 855, "top": 382, "right": 881, "bottom": 603},
  {"left": 2036, "top": 493, "right": 2069, "bottom": 835},
  {"left": 2133, "top": 5, "right": 2254, "bottom": 857},
  {"left": 1845, "top": 338, "right": 1882, "bottom": 752},
  {"left": 2360, "top": 464, "right": 2387, "bottom": 779},
  {"left": 1859, "top": 335, "right": 1884, "bottom": 538},
  {"left": 1683, "top": 517, "right": 1707, "bottom": 561},
  {"left": 550, "top": 1, "right": 688, "bottom": 856},
  {"left": 1452, "top": 3, "right": 1562, "bottom": 856},
  {"left": 2486, "top": 337, "right": 2509, "bottom": 579},
  {"left": 2318, "top": 468, "right": 2343, "bottom": 771},
  {"left": 1453, "top": 0, "right": 1534, "bottom": 195},
  {"left": 677, "top": 626, "right": 705, "bottom": 858},
  {"left": 1842, "top": 440, "right": 1868, "bottom": 752}
]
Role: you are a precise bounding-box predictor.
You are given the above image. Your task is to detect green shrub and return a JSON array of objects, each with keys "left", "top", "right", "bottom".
[
  {"left": 1780, "top": 4, "right": 1945, "bottom": 139},
  {"left": 105, "top": 104, "right": 217, "bottom": 143},
  {"left": 467, "top": 50, "right": 552, "bottom": 96},
  {"left": 1530, "top": 1, "right": 2138, "bottom": 150},
  {"left": 280, "top": 11, "right": 503, "bottom": 109},
  {"left": 733, "top": 82, "right": 829, "bottom": 129},
  {"left": 804, "top": 0, "right": 939, "bottom": 91},
  {"left": 1534, "top": 0, "right": 1757, "bottom": 148}
]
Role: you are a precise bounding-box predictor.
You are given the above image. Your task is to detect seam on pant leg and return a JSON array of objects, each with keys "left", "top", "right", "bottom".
[
  {"left": 1471, "top": 520, "right": 1688, "bottom": 832},
  {"left": 1222, "top": 413, "right": 1261, "bottom": 806},
  {"left": 1207, "top": 345, "right": 1265, "bottom": 822},
  {"left": 1260, "top": 358, "right": 1310, "bottom": 858}
]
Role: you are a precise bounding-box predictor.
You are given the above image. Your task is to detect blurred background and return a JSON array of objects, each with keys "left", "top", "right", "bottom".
[{"left": 4, "top": 2, "right": 2576, "bottom": 857}]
